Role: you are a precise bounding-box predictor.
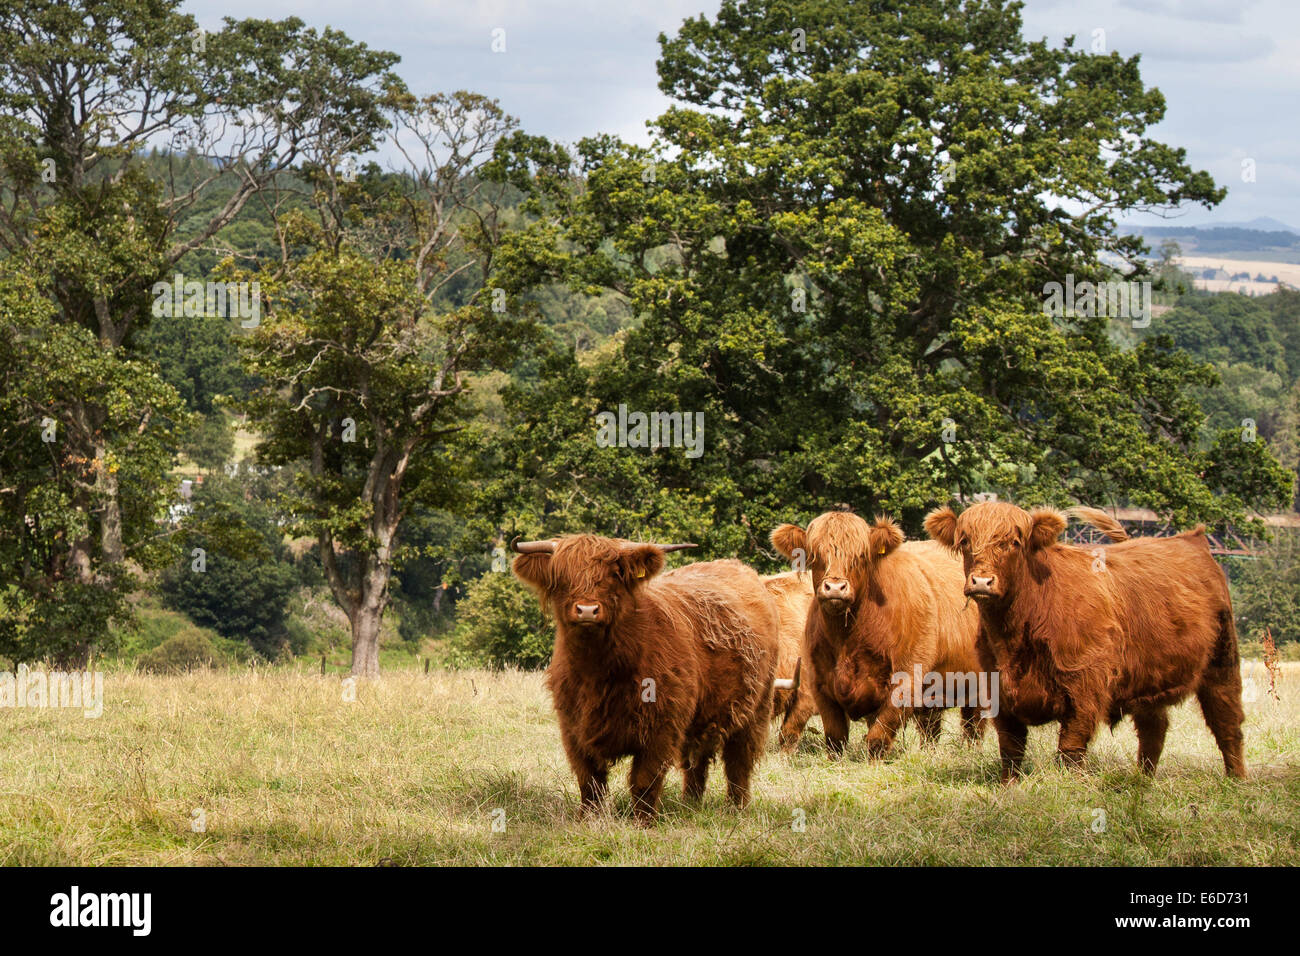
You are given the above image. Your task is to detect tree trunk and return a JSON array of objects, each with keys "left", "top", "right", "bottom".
[
  {"left": 346, "top": 546, "right": 395, "bottom": 677},
  {"left": 96, "top": 441, "right": 125, "bottom": 564},
  {"left": 89, "top": 301, "right": 128, "bottom": 567},
  {"left": 316, "top": 433, "right": 408, "bottom": 678},
  {"left": 66, "top": 535, "right": 94, "bottom": 584},
  {"left": 350, "top": 603, "right": 383, "bottom": 678}
]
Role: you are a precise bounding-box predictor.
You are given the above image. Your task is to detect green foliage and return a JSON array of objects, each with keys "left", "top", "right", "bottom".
[
  {"left": 1157, "top": 293, "right": 1290, "bottom": 380},
  {"left": 137, "top": 627, "right": 223, "bottom": 674},
  {"left": 134, "top": 312, "right": 253, "bottom": 415},
  {"left": 265, "top": 587, "right": 357, "bottom": 659},
  {"left": 2, "top": 0, "right": 1298, "bottom": 668},
  {"left": 1195, "top": 363, "right": 1288, "bottom": 439},
  {"left": 160, "top": 475, "right": 297, "bottom": 658},
  {"left": 233, "top": 89, "right": 550, "bottom": 675},
  {"left": 1155, "top": 289, "right": 1300, "bottom": 488},
  {"left": 484, "top": 0, "right": 1286, "bottom": 554},
  {"left": 448, "top": 572, "right": 552, "bottom": 669},
  {"left": 0, "top": 0, "right": 405, "bottom": 663},
  {"left": 1229, "top": 531, "right": 1300, "bottom": 645},
  {"left": 389, "top": 498, "right": 494, "bottom": 644},
  {"left": 1200, "top": 429, "right": 1296, "bottom": 524},
  {"left": 115, "top": 603, "right": 199, "bottom": 658},
  {"left": 0, "top": 577, "right": 131, "bottom": 667},
  {"left": 0, "top": 259, "right": 184, "bottom": 664},
  {"left": 180, "top": 412, "right": 236, "bottom": 470}
]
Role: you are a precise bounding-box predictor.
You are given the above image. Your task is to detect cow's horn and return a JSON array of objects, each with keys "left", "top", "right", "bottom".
[
  {"left": 774, "top": 658, "right": 803, "bottom": 692},
  {"left": 649, "top": 542, "right": 698, "bottom": 553},
  {"left": 510, "top": 537, "right": 556, "bottom": 554}
]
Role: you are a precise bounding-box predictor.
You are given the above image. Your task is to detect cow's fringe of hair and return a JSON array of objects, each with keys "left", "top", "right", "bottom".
[{"left": 805, "top": 512, "right": 900, "bottom": 566}]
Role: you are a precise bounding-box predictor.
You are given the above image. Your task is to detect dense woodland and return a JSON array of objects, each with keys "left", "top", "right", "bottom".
[{"left": 1, "top": 0, "right": 1297, "bottom": 677}]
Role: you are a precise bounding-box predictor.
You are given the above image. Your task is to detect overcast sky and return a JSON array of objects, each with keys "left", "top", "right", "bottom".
[{"left": 187, "top": 0, "right": 1300, "bottom": 230}]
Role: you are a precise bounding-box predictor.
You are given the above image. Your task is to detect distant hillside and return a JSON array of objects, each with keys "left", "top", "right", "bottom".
[
  {"left": 1121, "top": 223, "right": 1300, "bottom": 263},
  {"left": 1207, "top": 217, "right": 1300, "bottom": 234}
]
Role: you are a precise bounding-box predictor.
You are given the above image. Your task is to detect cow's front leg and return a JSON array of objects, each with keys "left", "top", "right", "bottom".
[
  {"left": 864, "top": 699, "right": 907, "bottom": 757},
  {"left": 563, "top": 738, "right": 608, "bottom": 816},
  {"left": 628, "top": 749, "right": 670, "bottom": 825},
  {"left": 1056, "top": 702, "right": 1100, "bottom": 771},
  {"left": 994, "top": 712, "right": 1029, "bottom": 783},
  {"left": 813, "top": 684, "right": 850, "bottom": 758}
]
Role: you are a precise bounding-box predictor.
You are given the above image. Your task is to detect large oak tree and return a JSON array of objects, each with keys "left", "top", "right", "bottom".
[{"left": 494, "top": 0, "right": 1291, "bottom": 558}]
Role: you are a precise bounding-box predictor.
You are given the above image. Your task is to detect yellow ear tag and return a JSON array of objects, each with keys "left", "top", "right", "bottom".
[
  {"left": 637, "top": 568, "right": 645, "bottom": 578},
  {"left": 878, "top": 546, "right": 886, "bottom": 555}
]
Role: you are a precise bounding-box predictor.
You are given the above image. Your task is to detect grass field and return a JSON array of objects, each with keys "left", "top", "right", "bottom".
[{"left": 1, "top": 661, "right": 1296, "bottom": 866}]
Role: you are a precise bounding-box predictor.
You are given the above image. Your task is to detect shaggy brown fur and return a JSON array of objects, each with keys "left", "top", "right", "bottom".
[
  {"left": 925, "top": 501, "right": 1246, "bottom": 781},
  {"left": 513, "top": 535, "right": 779, "bottom": 822},
  {"left": 762, "top": 572, "right": 816, "bottom": 751},
  {"left": 770, "top": 513, "right": 985, "bottom": 758}
]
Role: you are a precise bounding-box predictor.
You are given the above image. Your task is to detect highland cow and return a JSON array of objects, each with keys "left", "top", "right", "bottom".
[
  {"left": 512, "top": 535, "right": 779, "bottom": 822},
  {"left": 762, "top": 571, "right": 816, "bottom": 752},
  {"left": 924, "top": 501, "right": 1247, "bottom": 781},
  {"left": 770, "top": 513, "right": 986, "bottom": 758}
]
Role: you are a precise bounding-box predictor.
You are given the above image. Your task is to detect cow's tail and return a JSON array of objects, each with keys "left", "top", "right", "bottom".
[
  {"left": 1211, "top": 607, "right": 1241, "bottom": 670},
  {"left": 1068, "top": 506, "right": 1129, "bottom": 542}
]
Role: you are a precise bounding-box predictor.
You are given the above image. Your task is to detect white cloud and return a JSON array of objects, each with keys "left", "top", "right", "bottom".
[{"left": 182, "top": 0, "right": 1300, "bottom": 226}]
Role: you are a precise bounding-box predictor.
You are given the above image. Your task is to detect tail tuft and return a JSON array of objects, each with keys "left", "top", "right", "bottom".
[{"left": 1068, "top": 506, "right": 1129, "bottom": 542}]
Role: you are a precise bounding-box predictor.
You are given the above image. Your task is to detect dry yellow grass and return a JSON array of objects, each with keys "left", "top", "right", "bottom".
[{"left": 0, "top": 662, "right": 1296, "bottom": 865}]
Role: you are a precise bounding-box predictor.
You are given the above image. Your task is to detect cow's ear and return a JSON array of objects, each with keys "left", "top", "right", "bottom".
[
  {"left": 924, "top": 506, "right": 959, "bottom": 550},
  {"left": 869, "top": 517, "right": 904, "bottom": 558},
  {"left": 1028, "top": 509, "right": 1067, "bottom": 550},
  {"left": 770, "top": 523, "right": 807, "bottom": 560},
  {"left": 617, "top": 544, "right": 665, "bottom": 587},
  {"left": 512, "top": 554, "right": 552, "bottom": 593}
]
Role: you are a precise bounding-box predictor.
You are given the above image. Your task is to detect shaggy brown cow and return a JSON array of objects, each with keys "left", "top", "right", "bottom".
[
  {"left": 924, "top": 501, "right": 1247, "bottom": 781},
  {"left": 762, "top": 572, "right": 816, "bottom": 752},
  {"left": 512, "top": 535, "right": 779, "bottom": 822},
  {"left": 770, "top": 513, "right": 986, "bottom": 758}
]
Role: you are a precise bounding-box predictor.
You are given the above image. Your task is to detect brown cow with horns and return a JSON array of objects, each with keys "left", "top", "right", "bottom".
[
  {"left": 512, "top": 534, "right": 779, "bottom": 822},
  {"left": 924, "top": 501, "right": 1247, "bottom": 781}
]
